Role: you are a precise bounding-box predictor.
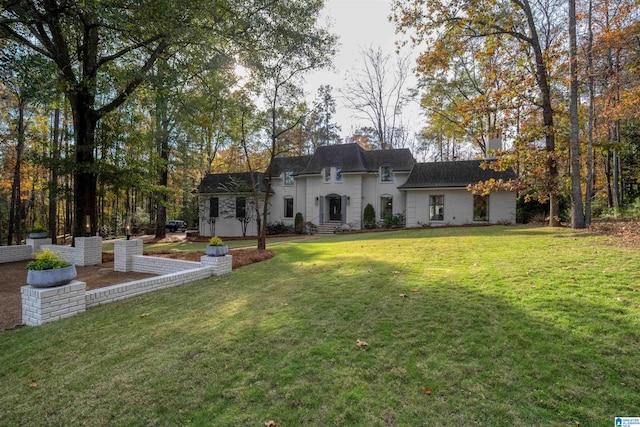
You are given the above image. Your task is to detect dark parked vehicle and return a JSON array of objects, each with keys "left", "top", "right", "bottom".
[{"left": 165, "top": 220, "right": 187, "bottom": 232}]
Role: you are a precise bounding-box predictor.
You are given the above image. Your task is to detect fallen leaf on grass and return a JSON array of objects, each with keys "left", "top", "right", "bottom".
[
  {"left": 392, "top": 271, "right": 401, "bottom": 275},
  {"left": 228, "top": 330, "right": 235, "bottom": 335},
  {"left": 29, "top": 381, "right": 38, "bottom": 388},
  {"left": 399, "top": 294, "right": 408, "bottom": 298},
  {"left": 356, "top": 339, "right": 369, "bottom": 347},
  {"left": 410, "top": 289, "right": 419, "bottom": 293},
  {"left": 140, "top": 313, "right": 151, "bottom": 318},
  {"left": 421, "top": 387, "right": 432, "bottom": 395},
  {"left": 265, "top": 421, "right": 276, "bottom": 426},
  {"left": 224, "top": 364, "right": 229, "bottom": 370}
]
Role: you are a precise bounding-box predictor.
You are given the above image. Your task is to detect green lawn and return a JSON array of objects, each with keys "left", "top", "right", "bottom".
[{"left": 1, "top": 226, "right": 639, "bottom": 426}]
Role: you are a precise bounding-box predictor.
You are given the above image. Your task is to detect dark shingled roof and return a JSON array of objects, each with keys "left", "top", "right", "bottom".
[
  {"left": 296, "top": 144, "right": 367, "bottom": 175},
  {"left": 398, "top": 160, "right": 517, "bottom": 189},
  {"left": 362, "top": 148, "right": 415, "bottom": 171},
  {"left": 265, "top": 155, "right": 313, "bottom": 177},
  {"left": 296, "top": 143, "right": 415, "bottom": 175},
  {"left": 197, "top": 172, "right": 269, "bottom": 194}
]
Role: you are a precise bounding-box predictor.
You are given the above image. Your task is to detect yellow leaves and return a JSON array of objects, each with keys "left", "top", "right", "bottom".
[
  {"left": 356, "top": 339, "right": 369, "bottom": 348},
  {"left": 29, "top": 381, "right": 38, "bottom": 388}
]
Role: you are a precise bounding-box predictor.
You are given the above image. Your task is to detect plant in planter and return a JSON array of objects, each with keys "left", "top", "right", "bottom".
[
  {"left": 26, "top": 249, "right": 77, "bottom": 288},
  {"left": 28, "top": 226, "right": 49, "bottom": 239},
  {"left": 205, "top": 236, "right": 228, "bottom": 257}
]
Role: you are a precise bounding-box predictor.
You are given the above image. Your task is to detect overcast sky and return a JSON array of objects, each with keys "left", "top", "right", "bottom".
[{"left": 304, "top": 0, "right": 421, "bottom": 142}]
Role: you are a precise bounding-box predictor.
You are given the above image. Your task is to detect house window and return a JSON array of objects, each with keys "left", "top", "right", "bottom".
[
  {"left": 209, "top": 197, "right": 219, "bottom": 218},
  {"left": 381, "top": 196, "right": 393, "bottom": 220},
  {"left": 473, "top": 195, "right": 489, "bottom": 221},
  {"left": 336, "top": 168, "right": 343, "bottom": 182},
  {"left": 236, "top": 197, "right": 246, "bottom": 219},
  {"left": 381, "top": 166, "right": 394, "bottom": 182},
  {"left": 284, "top": 171, "right": 294, "bottom": 186},
  {"left": 430, "top": 195, "right": 444, "bottom": 221},
  {"left": 284, "top": 197, "right": 294, "bottom": 218},
  {"left": 324, "top": 167, "right": 331, "bottom": 183}
]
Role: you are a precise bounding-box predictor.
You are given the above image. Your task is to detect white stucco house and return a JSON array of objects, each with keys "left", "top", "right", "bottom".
[{"left": 196, "top": 143, "right": 517, "bottom": 237}]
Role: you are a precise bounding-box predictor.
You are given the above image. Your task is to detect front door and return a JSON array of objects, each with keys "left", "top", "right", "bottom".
[{"left": 329, "top": 197, "right": 341, "bottom": 221}]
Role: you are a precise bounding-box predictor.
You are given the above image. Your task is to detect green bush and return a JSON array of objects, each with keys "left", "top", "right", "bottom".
[
  {"left": 382, "top": 213, "right": 405, "bottom": 228},
  {"left": 363, "top": 203, "right": 376, "bottom": 229},
  {"left": 26, "top": 249, "right": 70, "bottom": 271},
  {"left": 266, "top": 222, "right": 295, "bottom": 235}
]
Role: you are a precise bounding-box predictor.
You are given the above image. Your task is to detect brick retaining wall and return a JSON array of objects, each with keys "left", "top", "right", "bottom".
[
  {"left": 131, "top": 256, "right": 202, "bottom": 275},
  {"left": 21, "top": 281, "right": 86, "bottom": 326},
  {"left": 85, "top": 266, "right": 215, "bottom": 308},
  {"left": 21, "top": 242, "right": 233, "bottom": 326},
  {"left": 0, "top": 245, "right": 33, "bottom": 264},
  {"left": 43, "top": 236, "right": 102, "bottom": 267}
]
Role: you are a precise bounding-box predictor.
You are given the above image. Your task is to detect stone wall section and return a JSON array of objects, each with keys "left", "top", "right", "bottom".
[
  {"left": 21, "top": 281, "right": 86, "bottom": 326},
  {"left": 42, "top": 236, "right": 102, "bottom": 267},
  {"left": 26, "top": 238, "right": 49, "bottom": 256},
  {"left": 0, "top": 245, "right": 33, "bottom": 264},
  {"left": 200, "top": 255, "right": 233, "bottom": 276},
  {"left": 21, "top": 239, "right": 233, "bottom": 327},
  {"left": 114, "top": 239, "right": 143, "bottom": 272},
  {"left": 131, "top": 256, "right": 202, "bottom": 275},
  {"left": 85, "top": 267, "right": 215, "bottom": 308}
]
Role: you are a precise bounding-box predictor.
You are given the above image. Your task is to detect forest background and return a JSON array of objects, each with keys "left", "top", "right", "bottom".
[{"left": 0, "top": 0, "right": 638, "bottom": 246}]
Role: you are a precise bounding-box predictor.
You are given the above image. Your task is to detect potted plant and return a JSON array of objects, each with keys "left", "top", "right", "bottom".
[
  {"left": 26, "top": 249, "right": 77, "bottom": 288},
  {"left": 205, "top": 236, "right": 228, "bottom": 257},
  {"left": 28, "top": 226, "right": 49, "bottom": 239}
]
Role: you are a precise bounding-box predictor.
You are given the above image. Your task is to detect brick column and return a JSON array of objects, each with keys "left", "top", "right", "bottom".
[
  {"left": 114, "top": 239, "right": 143, "bottom": 272},
  {"left": 21, "top": 281, "right": 87, "bottom": 326},
  {"left": 26, "top": 238, "right": 50, "bottom": 257},
  {"left": 75, "top": 236, "right": 102, "bottom": 266},
  {"left": 200, "top": 254, "right": 233, "bottom": 276}
]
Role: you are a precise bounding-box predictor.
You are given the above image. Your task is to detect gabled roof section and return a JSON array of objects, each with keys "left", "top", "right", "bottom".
[
  {"left": 363, "top": 148, "right": 415, "bottom": 171},
  {"left": 294, "top": 143, "right": 415, "bottom": 175},
  {"left": 398, "top": 160, "right": 517, "bottom": 189},
  {"left": 197, "top": 172, "right": 269, "bottom": 194},
  {"left": 265, "top": 155, "right": 312, "bottom": 177},
  {"left": 296, "top": 144, "right": 367, "bottom": 175}
]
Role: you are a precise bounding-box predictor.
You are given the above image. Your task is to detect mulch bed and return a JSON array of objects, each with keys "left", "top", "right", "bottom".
[
  {"left": 0, "top": 248, "right": 273, "bottom": 332},
  {"left": 583, "top": 219, "right": 640, "bottom": 249}
]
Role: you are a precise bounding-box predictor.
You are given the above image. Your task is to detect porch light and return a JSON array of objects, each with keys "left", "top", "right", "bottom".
[
  {"left": 347, "top": 196, "right": 350, "bottom": 205},
  {"left": 125, "top": 221, "right": 131, "bottom": 240},
  {"left": 85, "top": 215, "right": 91, "bottom": 236},
  {"left": 315, "top": 196, "right": 319, "bottom": 205}
]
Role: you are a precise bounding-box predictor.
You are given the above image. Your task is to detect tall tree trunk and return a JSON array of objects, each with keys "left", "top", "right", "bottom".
[
  {"left": 49, "top": 107, "right": 61, "bottom": 244},
  {"left": 239, "top": 109, "right": 263, "bottom": 248},
  {"left": 154, "top": 89, "right": 170, "bottom": 239},
  {"left": 8, "top": 100, "right": 26, "bottom": 245},
  {"left": 70, "top": 93, "right": 99, "bottom": 239},
  {"left": 521, "top": 0, "right": 560, "bottom": 226},
  {"left": 585, "top": 0, "right": 595, "bottom": 226},
  {"left": 569, "top": 0, "right": 585, "bottom": 228}
]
